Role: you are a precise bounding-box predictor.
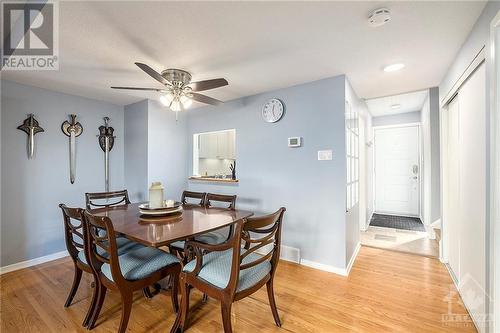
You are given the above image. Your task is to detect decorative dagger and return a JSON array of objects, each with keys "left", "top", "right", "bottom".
[
  {"left": 17, "top": 114, "right": 44, "bottom": 159},
  {"left": 61, "top": 114, "right": 83, "bottom": 184},
  {"left": 98, "top": 117, "right": 115, "bottom": 192}
]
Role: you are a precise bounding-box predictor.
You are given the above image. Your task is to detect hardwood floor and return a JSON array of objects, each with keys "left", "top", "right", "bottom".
[
  {"left": 360, "top": 226, "right": 440, "bottom": 258},
  {"left": 0, "top": 246, "right": 476, "bottom": 332}
]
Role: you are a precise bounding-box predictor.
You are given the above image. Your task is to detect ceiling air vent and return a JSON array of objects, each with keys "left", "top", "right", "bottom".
[{"left": 368, "top": 8, "right": 391, "bottom": 27}]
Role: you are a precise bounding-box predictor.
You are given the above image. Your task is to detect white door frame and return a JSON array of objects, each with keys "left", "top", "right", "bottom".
[
  {"left": 489, "top": 10, "right": 500, "bottom": 333},
  {"left": 372, "top": 122, "right": 422, "bottom": 218},
  {"left": 359, "top": 115, "right": 367, "bottom": 231}
]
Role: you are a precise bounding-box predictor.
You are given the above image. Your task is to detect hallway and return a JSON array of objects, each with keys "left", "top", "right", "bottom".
[{"left": 361, "top": 226, "right": 439, "bottom": 257}]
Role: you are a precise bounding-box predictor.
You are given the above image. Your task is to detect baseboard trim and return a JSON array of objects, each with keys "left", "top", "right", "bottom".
[
  {"left": 0, "top": 244, "right": 359, "bottom": 278},
  {"left": 346, "top": 242, "right": 361, "bottom": 275},
  {"left": 444, "top": 263, "right": 484, "bottom": 333},
  {"left": 0, "top": 250, "right": 69, "bottom": 275},
  {"left": 301, "top": 243, "right": 361, "bottom": 277},
  {"left": 300, "top": 259, "right": 348, "bottom": 276}
]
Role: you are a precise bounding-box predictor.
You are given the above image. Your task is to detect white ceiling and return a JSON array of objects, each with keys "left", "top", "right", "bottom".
[
  {"left": 2, "top": 1, "right": 486, "bottom": 106},
  {"left": 366, "top": 89, "right": 429, "bottom": 117}
]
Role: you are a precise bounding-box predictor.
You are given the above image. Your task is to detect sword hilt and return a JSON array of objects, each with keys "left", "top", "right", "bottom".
[{"left": 61, "top": 114, "right": 83, "bottom": 137}]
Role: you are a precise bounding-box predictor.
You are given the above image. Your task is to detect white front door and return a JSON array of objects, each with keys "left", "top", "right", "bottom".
[{"left": 374, "top": 125, "right": 420, "bottom": 216}]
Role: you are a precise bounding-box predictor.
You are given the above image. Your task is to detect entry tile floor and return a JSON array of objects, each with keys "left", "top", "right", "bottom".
[{"left": 360, "top": 226, "right": 439, "bottom": 258}]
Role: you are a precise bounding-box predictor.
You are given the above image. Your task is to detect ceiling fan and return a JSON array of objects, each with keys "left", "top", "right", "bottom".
[{"left": 111, "top": 62, "right": 228, "bottom": 112}]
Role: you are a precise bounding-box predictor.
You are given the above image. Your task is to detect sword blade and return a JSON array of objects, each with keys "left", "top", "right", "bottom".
[
  {"left": 104, "top": 137, "right": 109, "bottom": 192},
  {"left": 70, "top": 131, "right": 76, "bottom": 184},
  {"left": 28, "top": 128, "right": 34, "bottom": 159}
]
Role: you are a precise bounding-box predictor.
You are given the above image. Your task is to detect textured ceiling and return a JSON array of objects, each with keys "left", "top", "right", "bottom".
[{"left": 2, "top": 1, "right": 486, "bottom": 106}]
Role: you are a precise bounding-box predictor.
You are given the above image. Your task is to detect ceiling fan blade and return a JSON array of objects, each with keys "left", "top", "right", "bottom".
[
  {"left": 111, "top": 86, "right": 166, "bottom": 92},
  {"left": 190, "top": 78, "right": 228, "bottom": 92},
  {"left": 191, "top": 92, "right": 224, "bottom": 106},
  {"left": 134, "top": 62, "right": 171, "bottom": 86}
]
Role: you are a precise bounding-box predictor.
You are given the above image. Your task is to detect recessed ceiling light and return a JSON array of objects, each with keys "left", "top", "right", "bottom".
[
  {"left": 383, "top": 63, "right": 405, "bottom": 72},
  {"left": 391, "top": 104, "right": 401, "bottom": 109}
]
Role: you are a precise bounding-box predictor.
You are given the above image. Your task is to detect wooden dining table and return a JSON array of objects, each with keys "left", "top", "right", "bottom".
[{"left": 91, "top": 202, "right": 254, "bottom": 248}]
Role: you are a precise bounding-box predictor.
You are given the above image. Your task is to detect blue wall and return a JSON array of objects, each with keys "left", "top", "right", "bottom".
[
  {"left": 2, "top": 75, "right": 356, "bottom": 271},
  {"left": 186, "top": 76, "right": 348, "bottom": 268},
  {"left": 124, "top": 100, "right": 149, "bottom": 202},
  {"left": 1, "top": 80, "right": 125, "bottom": 266},
  {"left": 147, "top": 100, "right": 189, "bottom": 201},
  {"left": 124, "top": 100, "right": 189, "bottom": 203}
]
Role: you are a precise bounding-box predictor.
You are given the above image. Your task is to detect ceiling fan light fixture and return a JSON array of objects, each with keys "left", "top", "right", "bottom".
[
  {"left": 160, "top": 93, "right": 174, "bottom": 106},
  {"left": 180, "top": 95, "right": 193, "bottom": 108},
  {"left": 170, "top": 99, "right": 182, "bottom": 112},
  {"left": 113, "top": 63, "right": 226, "bottom": 111}
]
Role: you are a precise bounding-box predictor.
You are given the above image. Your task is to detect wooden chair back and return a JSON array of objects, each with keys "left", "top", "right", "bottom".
[
  {"left": 186, "top": 207, "right": 286, "bottom": 292},
  {"left": 59, "top": 204, "right": 85, "bottom": 261},
  {"left": 85, "top": 190, "right": 131, "bottom": 210},
  {"left": 204, "top": 193, "right": 237, "bottom": 210},
  {"left": 240, "top": 208, "right": 286, "bottom": 275},
  {"left": 178, "top": 207, "right": 286, "bottom": 332},
  {"left": 82, "top": 210, "right": 124, "bottom": 284},
  {"left": 181, "top": 191, "right": 206, "bottom": 206}
]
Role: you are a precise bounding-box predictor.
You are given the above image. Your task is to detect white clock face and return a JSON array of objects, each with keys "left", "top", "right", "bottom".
[{"left": 262, "top": 98, "right": 284, "bottom": 123}]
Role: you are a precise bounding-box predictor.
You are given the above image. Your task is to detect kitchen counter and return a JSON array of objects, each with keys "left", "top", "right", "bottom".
[{"left": 189, "top": 176, "right": 239, "bottom": 183}]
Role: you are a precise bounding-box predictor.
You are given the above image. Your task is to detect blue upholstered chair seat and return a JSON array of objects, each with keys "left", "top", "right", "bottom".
[
  {"left": 171, "top": 228, "right": 229, "bottom": 249},
  {"left": 183, "top": 249, "right": 271, "bottom": 292},
  {"left": 101, "top": 246, "right": 180, "bottom": 282},
  {"left": 77, "top": 237, "right": 142, "bottom": 265}
]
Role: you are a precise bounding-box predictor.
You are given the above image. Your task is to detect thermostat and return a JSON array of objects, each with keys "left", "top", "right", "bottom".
[{"left": 288, "top": 137, "right": 302, "bottom": 147}]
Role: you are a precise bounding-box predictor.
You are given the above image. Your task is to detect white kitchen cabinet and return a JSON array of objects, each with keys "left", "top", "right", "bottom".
[
  {"left": 227, "top": 130, "right": 235, "bottom": 159},
  {"left": 216, "top": 131, "right": 229, "bottom": 159},
  {"left": 198, "top": 130, "right": 235, "bottom": 160},
  {"left": 198, "top": 132, "right": 218, "bottom": 158}
]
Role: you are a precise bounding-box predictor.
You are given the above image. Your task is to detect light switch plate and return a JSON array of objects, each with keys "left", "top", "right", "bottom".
[{"left": 318, "top": 150, "right": 333, "bottom": 161}]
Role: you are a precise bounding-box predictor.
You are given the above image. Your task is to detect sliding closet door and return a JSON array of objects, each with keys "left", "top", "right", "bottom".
[
  {"left": 443, "top": 61, "right": 486, "bottom": 330},
  {"left": 458, "top": 62, "right": 486, "bottom": 321}
]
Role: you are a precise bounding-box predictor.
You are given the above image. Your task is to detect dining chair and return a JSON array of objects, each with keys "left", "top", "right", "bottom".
[
  {"left": 171, "top": 193, "right": 237, "bottom": 260},
  {"left": 59, "top": 204, "right": 145, "bottom": 328},
  {"left": 173, "top": 207, "right": 286, "bottom": 333},
  {"left": 204, "top": 193, "right": 236, "bottom": 210},
  {"left": 82, "top": 210, "right": 182, "bottom": 333},
  {"left": 170, "top": 191, "right": 207, "bottom": 257},
  {"left": 198, "top": 193, "right": 237, "bottom": 245},
  {"left": 59, "top": 204, "right": 97, "bottom": 328},
  {"left": 180, "top": 190, "right": 206, "bottom": 206},
  {"left": 85, "top": 189, "right": 131, "bottom": 210},
  {"left": 86, "top": 189, "right": 160, "bottom": 298}
]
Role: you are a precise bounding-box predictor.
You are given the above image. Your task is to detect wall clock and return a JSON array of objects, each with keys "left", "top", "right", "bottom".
[{"left": 262, "top": 98, "right": 285, "bottom": 123}]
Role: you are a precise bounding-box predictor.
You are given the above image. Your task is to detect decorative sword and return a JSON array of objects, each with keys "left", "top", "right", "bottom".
[
  {"left": 98, "top": 117, "right": 115, "bottom": 192},
  {"left": 61, "top": 114, "right": 83, "bottom": 184},
  {"left": 17, "top": 114, "right": 44, "bottom": 159}
]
